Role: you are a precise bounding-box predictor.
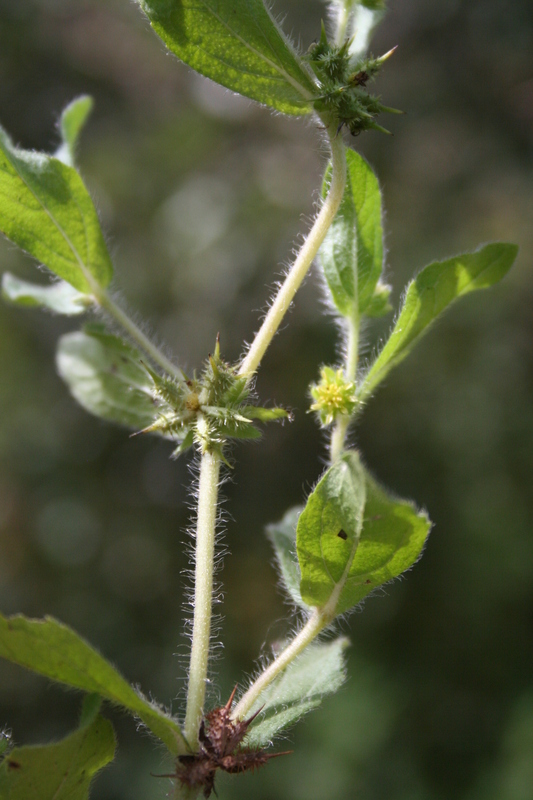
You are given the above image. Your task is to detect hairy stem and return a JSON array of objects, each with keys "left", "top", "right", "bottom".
[
  {"left": 184, "top": 444, "right": 222, "bottom": 746},
  {"left": 330, "top": 308, "right": 360, "bottom": 462},
  {"left": 232, "top": 607, "right": 329, "bottom": 720},
  {"left": 93, "top": 287, "right": 186, "bottom": 383},
  {"left": 238, "top": 124, "right": 346, "bottom": 378},
  {"left": 334, "top": 0, "right": 355, "bottom": 46}
]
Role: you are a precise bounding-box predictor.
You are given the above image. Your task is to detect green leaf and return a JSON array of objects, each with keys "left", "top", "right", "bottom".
[
  {"left": 0, "top": 123, "right": 113, "bottom": 293},
  {"left": 240, "top": 406, "right": 289, "bottom": 422},
  {"left": 2, "top": 272, "right": 91, "bottom": 316},
  {"left": 319, "top": 149, "right": 383, "bottom": 318},
  {"left": 363, "top": 280, "right": 393, "bottom": 318},
  {"left": 245, "top": 638, "right": 348, "bottom": 748},
  {"left": 298, "top": 458, "right": 431, "bottom": 616},
  {"left": 0, "top": 731, "right": 11, "bottom": 758},
  {"left": 335, "top": 472, "right": 430, "bottom": 613},
  {"left": 266, "top": 506, "right": 308, "bottom": 610},
  {"left": 55, "top": 96, "right": 94, "bottom": 168},
  {"left": 297, "top": 451, "right": 366, "bottom": 611},
  {"left": 137, "top": 0, "right": 316, "bottom": 115},
  {"left": 0, "top": 613, "right": 188, "bottom": 755},
  {"left": 359, "top": 243, "right": 519, "bottom": 401},
  {"left": 0, "top": 712, "right": 115, "bottom": 800},
  {"left": 56, "top": 328, "right": 165, "bottom": 432}
]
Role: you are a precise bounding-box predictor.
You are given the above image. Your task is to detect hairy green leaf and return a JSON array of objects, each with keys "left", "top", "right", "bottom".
[
  {"left": 245, "top": 638, "right": 348, "bottom": 747},
  {"left": 137, "top": 0, "right": 316, "bottom": 115},
  {"left": 266, "top": 506, "right": 308, "bottom": 610},
  {"left": 240, "top": 405, "right": 289, "bottom": 422},
  {"left": 320, "top": 149, "right": 383, "bottom": 318},
  {"left": 0, "top": 712, "right": 115, "bottom": 800},
  {"left": 56, "top": 328, "right": 164, "bottom": 431},
  {"left": 55, "top": 96, "right": 94, "bottom": 168},
  {"left": 0, "top": 124, "right": 113, "bottom": 293},
  {"left": 359, "top": 243, "right": 519, "bottom": 401},
  {"left": 2, "top": 272, "right": 91, "bottom": 316},
  {"left": 297, "top": 451, "right": 366, "bottom": 611},
  {"left": 297, "top": 455, "right": 430, "bottom": 616},
  {"left": 0, "top": 613, "right": 187, "bottom": 755},
  {"left": 336, "top": 473, "right": 430, "bottom": 613},
  {"left": 0, "top": 731, "right": 11, "bottom": 758}
]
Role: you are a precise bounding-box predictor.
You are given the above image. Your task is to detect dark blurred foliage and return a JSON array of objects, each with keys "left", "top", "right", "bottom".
[{"left": 1, "top": 0, "right": 533, "bottom": 798}]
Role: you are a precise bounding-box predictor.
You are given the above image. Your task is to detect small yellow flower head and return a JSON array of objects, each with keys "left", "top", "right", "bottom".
[{"left": 309, "top": 366, "right": 358, "bottom": 427}]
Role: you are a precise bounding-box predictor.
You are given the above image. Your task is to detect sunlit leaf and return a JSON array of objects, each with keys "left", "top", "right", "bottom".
[
  {"left": 0, "top": 711, "right": 115, "bottom": 800},
  {"left": 297, "top": 454, "right": 430, "bottom": 616},
  {"left": 55, "top": 96, "right": 94, "bottom": 168},
  {"left": 137, "top": 0, "right": 316, "bottom": 115},
  {"left": 0, "top": 613, "right": 187, "bottom": 755},
  {"left": 2, "top": 272, "right": 91, "bottom": 316},
  {"left": 245, "top": 638, "right": 348, "bottom": 747},
  {"left": 320, "top": 149, "right": 383, "bottom": 318},
  {"left": 0, "top": 123, "right": 113, "bottom": 293},
  {"left": 297, "top": 451, "right": 366, "bottom": 610},
  {"left": 359, "top": 243, "right": 519, "bottom": 401}
]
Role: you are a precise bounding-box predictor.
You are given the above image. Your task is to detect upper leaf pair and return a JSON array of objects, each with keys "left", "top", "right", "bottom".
[{"left": 318, "top": 148, "right": 518, "bottom": 414}]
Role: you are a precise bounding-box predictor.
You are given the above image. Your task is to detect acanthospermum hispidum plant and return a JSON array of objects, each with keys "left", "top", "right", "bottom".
[{"left": 0, "top": 1, "right": 519, "bottom": 798}]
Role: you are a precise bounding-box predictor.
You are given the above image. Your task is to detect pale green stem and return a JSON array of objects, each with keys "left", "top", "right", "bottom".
[
  {"left": 93, "top": 287, "right": 186, "bottom": 383},
  {"left": 183, "top": 442, "right": 222, "bottom": 747},
  {"left": 335, "top": 0, "right": 355, "bottom": 46},
  {"left": 238, "top": 125, "right": 346, "bottom": 378},
  {"left": 330, "top": 308, "right": 360, "bottom": 463},
  {"left": 232, "top": 607, "right": 328, "bottom": 720}
]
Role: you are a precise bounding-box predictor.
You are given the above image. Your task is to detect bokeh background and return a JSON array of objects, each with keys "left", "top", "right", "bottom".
[{"left": 1, "top": 0, "right": 533, "bottom": 798}]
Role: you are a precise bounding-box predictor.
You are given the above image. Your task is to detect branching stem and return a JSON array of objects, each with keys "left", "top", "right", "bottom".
[
  {"left": 238, "top": 124, "right": 346, "bottom": 378},
  {"left": 232, "top": 607, "right": 329, "bottom": 720}
]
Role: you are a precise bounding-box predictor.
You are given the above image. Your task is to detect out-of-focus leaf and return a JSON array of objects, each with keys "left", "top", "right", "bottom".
[
  {"left": 56, "top": 328, "right": 163, "bottom": 431},
  {"left": 55, "top": 96, "right": 94, "bottom": 167},
  {"left": 320, "top": 149, "right": 383, "bottom": 318},
  {"left": 266, "top": 506, "right": 308, "bottom": 609},
  {"left": 137, "top": 0, "right": 316, "bottom": 115},
  {"left": 245, "top": 638, "right": 348, "bottom": 747},
  {"left": 297, "top": 451, "right": 366, "bottom": 611},
  {"left": 363, "top": 280, "right": 393, "bottom": 317},
  {"left": 2, "top": 272, "right": 91, "bottom": 316},
  {"left": 0, "top": 124, "right": 113, "bottom": 293},
  {"left": 359, "top": 243, "right": 519, "bottom": 401},
  {"left": 0, "top": 712, "right": 115, "bottom": 800},
  {"left": 0, "top": 614, "right": 188, "bottom": 755}
]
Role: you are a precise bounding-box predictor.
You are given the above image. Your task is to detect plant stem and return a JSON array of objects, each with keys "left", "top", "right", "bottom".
[
  {"left": 183, "top": 443, "right": 222, "bottom": 747},
  {"left": 238, "top": 124, "right": 346, "bottom": 378},
  {"left": 93, "top": 287, "right": 186, "bottom": 383},
  {"left": 335, "top": 0, "right": 355, "bottom": 46},
  {"left": 330, "top": 307, "right": 360, "bottom": 462},
  {"left": 232, "top": 607, "right": 329, "bottom": 720}
]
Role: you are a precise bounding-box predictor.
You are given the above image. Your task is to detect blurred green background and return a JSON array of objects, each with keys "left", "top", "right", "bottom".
[{"left": 1, "top": 0, "right": 532, "bottom": 798}]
